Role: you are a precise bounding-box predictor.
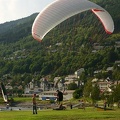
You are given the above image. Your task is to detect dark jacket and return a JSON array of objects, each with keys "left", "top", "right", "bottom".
[{"left": 57, "top": 91, "right": 63, "bottom": 101}]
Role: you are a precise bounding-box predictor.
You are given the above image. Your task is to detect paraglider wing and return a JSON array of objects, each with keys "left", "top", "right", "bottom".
[
  {"left": 0, "top": 82, "right": 8, "bottom": 102},
  {"left": 92, "top": 9, "right": 114, "bottom": 34},
  {"left": 32, "top": 0, "right": 114, "bottom": 41}
]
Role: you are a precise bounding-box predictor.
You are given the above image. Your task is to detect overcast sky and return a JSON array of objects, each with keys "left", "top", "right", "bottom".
[{"left": 0, "top": 0, "right": 55, "bottom": 24}]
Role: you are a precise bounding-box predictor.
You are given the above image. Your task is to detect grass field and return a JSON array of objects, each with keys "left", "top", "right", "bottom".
[{"left": 0, "top": 107, "right": 120, "bottom": 120}]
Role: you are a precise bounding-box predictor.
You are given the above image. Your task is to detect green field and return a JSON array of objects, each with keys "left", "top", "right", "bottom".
[{"left": 0, "top": 107, "right": 120, "bottom": 120}]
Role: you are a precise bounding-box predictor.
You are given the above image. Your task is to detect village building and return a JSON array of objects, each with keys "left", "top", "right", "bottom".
[
  {"left": 75, "top": 68, "right": 85, "bottom": 78},
  {"left": 92, "top": 78, "right": 113, "bottom": 93},
  {"left": 115, "top": 41, "right": 120, "bottom": 48},
  {"left": 93, "top": 43, "right": 104, "bottom": 50},
  {"left": 65, "top": 74, "right": 77, "bottom": 81}
]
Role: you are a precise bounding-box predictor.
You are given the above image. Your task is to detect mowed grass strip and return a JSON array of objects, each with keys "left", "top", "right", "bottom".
[{"left": 0, "top": 108, "right": 120, "bottom": 120}]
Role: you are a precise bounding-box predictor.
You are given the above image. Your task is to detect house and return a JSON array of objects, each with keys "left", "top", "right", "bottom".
[
  {"left": 40, "top": 77, "right": 54, "bottom": 91},
  {"left": 106, "top": 67, "right": 113, "bottom": 71},
  {"left": 24, "top": 79, "right": 42, "bottom": 94},
  {"left": 97, "top": 81, "right": 112, "bottom": 92},
  {"left": 92, "top": 50, "right": 97, "bottom": 53},
  {"left": 40, "top": 78, "right": 49, "bottom": 91},
  {"left": 92, "top": 78, "right": 113, "bottom": 93},
  {"left": 114, "top": 81, "right": 120, "bottom": 86},
  {"left": 29, "top": 81, "right": 34, "bottom": 90},
  {"left": 5, "top": 85, "right": 13, "bottom": 90},
  {"left": 115, "top": 41, "right": 120, "bottom": 48},
  {"left": 115, "top": 60, "right": 120, "bottom": 64},
  {"left": 24, "top": 84, "right": 42, "bottom": 94},
  {"left": 65, "top": 75, "right": 77, "bottom": 81},
  {"left": 93, "top": 43, "right": 104, "bottom": 50},
  {"left": 53, "top": 77, "right": 61, "bottom": 88},
  {"left": 94, "top": 70, "right": 102, "bottom": 74},
  {"left": 92, "top": 78, "right": 98, "bottom": 82},
  {"left": 55, "top": 42, "right": 62, "bottom": 46},
  {"left": 115, "top": 61, "right": 120, "bottom": 67},
  {"left": 75, "top": 68, "right": 85, "bottom": 78},
  {"left": 57, "top": 79, "right": 65, "bottom": 91}
]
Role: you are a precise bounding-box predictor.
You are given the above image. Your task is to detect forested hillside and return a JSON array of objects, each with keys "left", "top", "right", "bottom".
[
  {"left": 0, "top": 13, "right": 37, "bottom": 42},
  {"left": 0, "top": 0, "right": 119, "bottom": 86}
]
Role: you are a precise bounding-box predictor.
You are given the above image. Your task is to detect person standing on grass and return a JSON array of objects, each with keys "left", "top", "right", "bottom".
[
  {"left": 56, "top": 90, "right": 63, "bottom": 105},
  {"left": 32, "top": 94, "right": 37, "bottom": 114}
]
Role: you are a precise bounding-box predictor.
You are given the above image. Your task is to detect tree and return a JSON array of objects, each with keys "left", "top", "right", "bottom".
[
  {"left": 79, "top": 72, "right": 87, "bottom": 84},
  {"left": 73, "top": 87, "right": 84, "bottom": 99},
  {"left": 68, "top": 82, "right": 78, "bottom": 90},
  {"left": 91, "top": 84, "right": 100, "bottom": 103},
  {"left": 113, "top": 84, "right": 120, "bottom": 102},
  {"left": 83, "top": 79, "right": 92, "bottom": 97}
]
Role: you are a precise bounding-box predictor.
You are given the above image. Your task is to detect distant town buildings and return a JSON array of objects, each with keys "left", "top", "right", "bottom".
[
  {"left": 23, "top": 68, "right": 86, "bottom": 100},
  {"left": 92, "top": 78, "right": 113, "bottom": 93},
  {"left": 22, "top": 62, "right": 119, "bottom": 97},
  {"left": 3, "top": 57, "right": 120, "bottom": 100}
]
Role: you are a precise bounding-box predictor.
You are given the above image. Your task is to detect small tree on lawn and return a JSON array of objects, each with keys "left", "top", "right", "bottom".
[
  {"left": 113, "top": 84, "right": 120, "bottom": 102},
  {"left": 91, "top": 84, "right": 100, "bottom": 104},
  {"left": 73, "top": 86, "right": 84, "bottom": 99}
]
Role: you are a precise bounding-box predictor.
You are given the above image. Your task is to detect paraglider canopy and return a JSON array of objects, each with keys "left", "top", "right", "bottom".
[
  {"left": 32, "top": 0, "right": 114, "bottom": 42},
  {"left": 0, "top": 82, "right": 8, "bottom": 103}
]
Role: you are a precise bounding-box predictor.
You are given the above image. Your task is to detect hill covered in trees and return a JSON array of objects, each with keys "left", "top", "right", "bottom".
[{"left": 0, "top": 0, "right": 119, "bottom": 86}]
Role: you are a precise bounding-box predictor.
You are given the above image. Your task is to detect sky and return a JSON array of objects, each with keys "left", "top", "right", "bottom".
[{"left": 0, "top": 0, "right": 55, "bottom": 24}]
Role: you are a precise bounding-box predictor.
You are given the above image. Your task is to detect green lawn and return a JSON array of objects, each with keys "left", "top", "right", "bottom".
[{"left": 0, "top": 107, "right": 120, "bottom": 120}]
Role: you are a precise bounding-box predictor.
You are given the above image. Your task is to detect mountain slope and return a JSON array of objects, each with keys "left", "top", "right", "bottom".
[
  {"left": 0, "top": 13, "right": 38, "bottom": 42},
  {"left": 0, "top": 0, "right": 119, "bottom": 83}
]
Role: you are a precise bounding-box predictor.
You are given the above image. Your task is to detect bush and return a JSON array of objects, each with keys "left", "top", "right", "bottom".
[{"left": 73, "top": 88, "right": 83, "bottom": 99}]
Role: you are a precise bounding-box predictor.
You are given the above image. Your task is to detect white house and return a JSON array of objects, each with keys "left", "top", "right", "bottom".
[
  {"left": 53, "top": 77, "right": 61, "bottom": 87},
  {"left": 75, "top": 68, "right": 85, "bottom": 78},
  {"left": 106, "top": 67, "right": 113, "bottom": 71},
  {"left": 92, "top": 78, "right": 113, "bottom": 92},
  {"left": 65, "top": 74, "right": 77, "bottom": 81}
]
